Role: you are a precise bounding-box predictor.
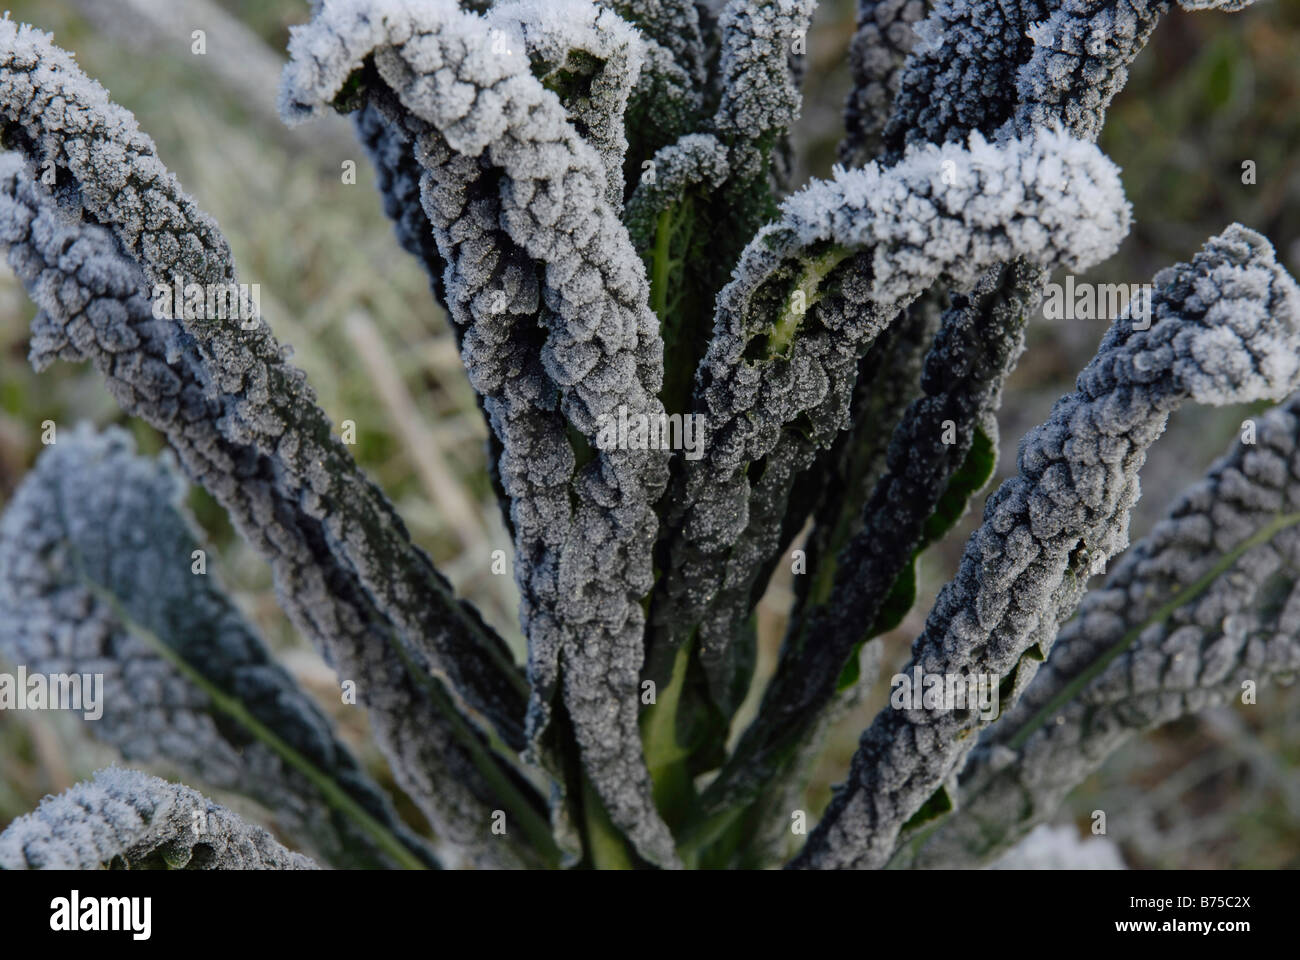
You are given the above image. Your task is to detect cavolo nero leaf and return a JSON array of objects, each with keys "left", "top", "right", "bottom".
[{"left": 838, "top": 426, "right": 997, "bottom": 690}]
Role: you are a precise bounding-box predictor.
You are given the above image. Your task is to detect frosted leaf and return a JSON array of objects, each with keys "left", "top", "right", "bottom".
[
  {"left": 914, "top": 386, "right": 1300, "bottom": 867},
  {"left": 492, "top": 0, "right": 646, "bottom": 211},
  {"left": 652, "top": 127, "right": 1129, "bottom": 704},
  {"left": 840, "top": 0, "right": 929, "bottom": 167},
  {"left": 354, "top": 86, "right": 589, "bottom": 862},
  {"left": 0, "top": 767, "right": 318, "bottom": 869},
  {"left": 881, "top": 0, "right": 1054, "bottom": 155},
  {"left": 281, "top": 0, "right": 678, "bottom": 867},
  {"left": 0, "top": 155, "right": 542, "bottom": 870},
  {"left": 1010, "top": 0, "right": 1258, "bottom": 143},
  {"left": 0, "top": 424, "right": 437, "bottom": 870},
  {"left": 602, "top": 0, "right": 707, "bottom": 87},
  {"left": 0, "top": 18, "right": 529, "bottom": 746},
  {"left": 624, "top": 133, "right": 731, "bottom": 250},
  {"left": 1176, "top": 0, "right": 1257, "bottom": 9},
  {"left": 354, "top": 98, "right": 448, "bottom": 296},
  {"left": 883, "top": 0, "right": 1256, "bottom": 155},
  {"left": 706, "top": 262, "right": 1037, "bottom": 818},
  {"left": 597, "top": 2, "right": 705, "bottom": 161},
  {"left": 791, "top": 225, "right": 1300, "bottom": 870},
  {"left": 712, "top": 0, "right": 816, "bottom": 144}
]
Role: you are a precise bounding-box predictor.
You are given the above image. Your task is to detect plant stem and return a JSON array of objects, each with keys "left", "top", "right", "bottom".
[
  {"left": 581, "top": 775, "right": 635, "bottom": 869},
  {"left": 651, "top": 205, "right": 674, "bottom": 324},
  {"left": 640, "top": 635, "right": 696, "bottom": 832},
  {"left": 389, "top": 636, "right": 563, "bottom": 866}
]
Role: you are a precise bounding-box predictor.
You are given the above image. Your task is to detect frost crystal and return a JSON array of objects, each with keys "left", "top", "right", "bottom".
[
  {"left": 0, "top": 155, "right": 542, "bottom": 870},
  {"left": 281, "top": 0, "right": 679, "bottom": 867},
  {"left": 841, "top": 0, "right": 929, "bottom": 167},
  {"left": 792, "top": 225, "right": 1300, "bottom": 869},
  {"left": 0, "top": 767, "right": 319, "bottom": 870},
  {"left": 0, "top": 17, "right": 529, "bottom": 748},
  {"left": 0, "top": 0, "right": 1287, "bottom": 874},
  {"left": 882, "top": 0, "right": 1054, "bottom": 155},
  {"left": 911, "top": 385, "right": 1300, "bottom": 868},
  {"left": 625, "top": 133, "right": 731, "bottom": 250},
  {"left": 709, "top": 262, "right": 1037, "bottom": 817},
  {"left": 712, "top": 0, "right": 816, "bottom": 145},
  {"left": 1012, "top": 0, "right": 1261, "bottom": 143},
  {"left": 654, "top": 127, "right": 1129, "bottom": 703},
  {"left": 0, "top": 425, "right": 436, "bottom": 869}
]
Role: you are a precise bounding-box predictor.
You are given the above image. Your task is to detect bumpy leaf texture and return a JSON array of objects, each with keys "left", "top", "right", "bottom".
[
  {"left": 1010, "top": 0, "right": 1260, "bottom": 143},
  {"left": 606, "top": 0, "right": 704, "bottom": 157},
  {"left": 775, "top": 0, "right": 1263, "bottom": 869},
  {"left": 702, "top": 0, "right": 814, "bottom": 243},
  {"left": 0, "top": 767, "right": 318, "bottom": 869},
  {"left": 712, "top": 0, "right": 816, "bottom": 150},
  {"left": 815, "top": 0, "right": 1262, "bottom": 672},
  {"left": 624, "top": 133, "right": 731, "bottom": 251},
  {"left": 710, "top": 261, "right": 1037, "bottom": 824},
  {"left": 883, "top": 0, "right": 1055, "bottom": 156},
  {"left": 792, "top": 224, "right": 1300, "bottom": 869},
  {"left": 841, "top": 0, "right": 929, "bottom": 166},
  {"left": 0, "top": 152, "right": 544, "bottom": 869},
  {"left": 653, "top": 127, "right": 1130, "bottom": 711},
  {"left": 280, "top": 0, "right": 679, "bottom": 866},
  {"left": 908, "top": 385, "right": 1300, "bottom": 868},
  {"left": 604, "top": 0, "right": 706, "bottom": 89},
  {"left": 0, "top": 423, "right": 435, "bottom": 869},
  {"left": 0, "top": 15, "right": 527, "bottom": 751},
  {"left": 885, "top": 0, "right": 1257, "bottom": 156},
  {"left": 355, "top": 73, "right": 587, "bottom": 859}
]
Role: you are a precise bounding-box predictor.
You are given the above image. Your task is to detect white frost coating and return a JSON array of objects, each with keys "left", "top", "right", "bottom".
[
  {"left": 791, "top": 225, "right": 1300, "bottom": 870},
  {"left": 356, "top": 89, "right": 586, "bottom": 865},
  {"left": 628, "top": 31, "right": 702, "bottom": 133},
  {"left": 491, "top": 0, "right": 645, "bottom": 211},
  {"left": 712, "top": 0, "right": 815, "bottom": 143},
  {"left": 602, "top": 0, "right": 706, "bottom": 86},
  {"left": 881, "top": 0, "right": 1054, "bottom": 154},
  {"left": 655, "top": 127, "right": 1130, "bottom": 673},
  {"left": 0, "top": 154, "right": 535, "bottom": 870},
  {"left": 0, "top": 17, "right": 528, "bottom": 743},
  {"left": 0, "top": 767, "right": 319, "bottom": 869},
  {"left": 781, "top": 128, "right": 1130, "bottom": 301},
  {"left": 0, "top": 424, "right": 435, "bottom": 869},
  {"left": 885, "top": 0, "right": 1256, "bottom": 159},
  {"left": 281, "top": 0, "right": 680, "bottom": 868},
  {"left": 593, "top": 2, "right": 703, "bottom": 151},
  {"left": 910, "top": 15, "right": 944, "bottom": 56},
  {"left": 1011, "top": 0, "right": 1261, "bottom": 143},
  {"left": 841, "top": 0, "right": 929, "bottom": 166},
  {"left": 282, "top": 0, "right": 666, "bottom": 494},
  {"left": 624, "top": 132, "right": 731, "bottom": 247},
  {"left": 913, "top": 386, "right": 1300, "bottom": 868}
]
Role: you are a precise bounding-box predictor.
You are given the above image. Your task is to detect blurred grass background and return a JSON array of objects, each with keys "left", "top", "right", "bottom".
[{"left": 1, "top": 0, "right": 1298, "bottom": 867}]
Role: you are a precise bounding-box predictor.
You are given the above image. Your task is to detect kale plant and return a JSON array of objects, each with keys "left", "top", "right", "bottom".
[{"left": 0, "top": 0, "right": 1296, "bottom": 870}]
